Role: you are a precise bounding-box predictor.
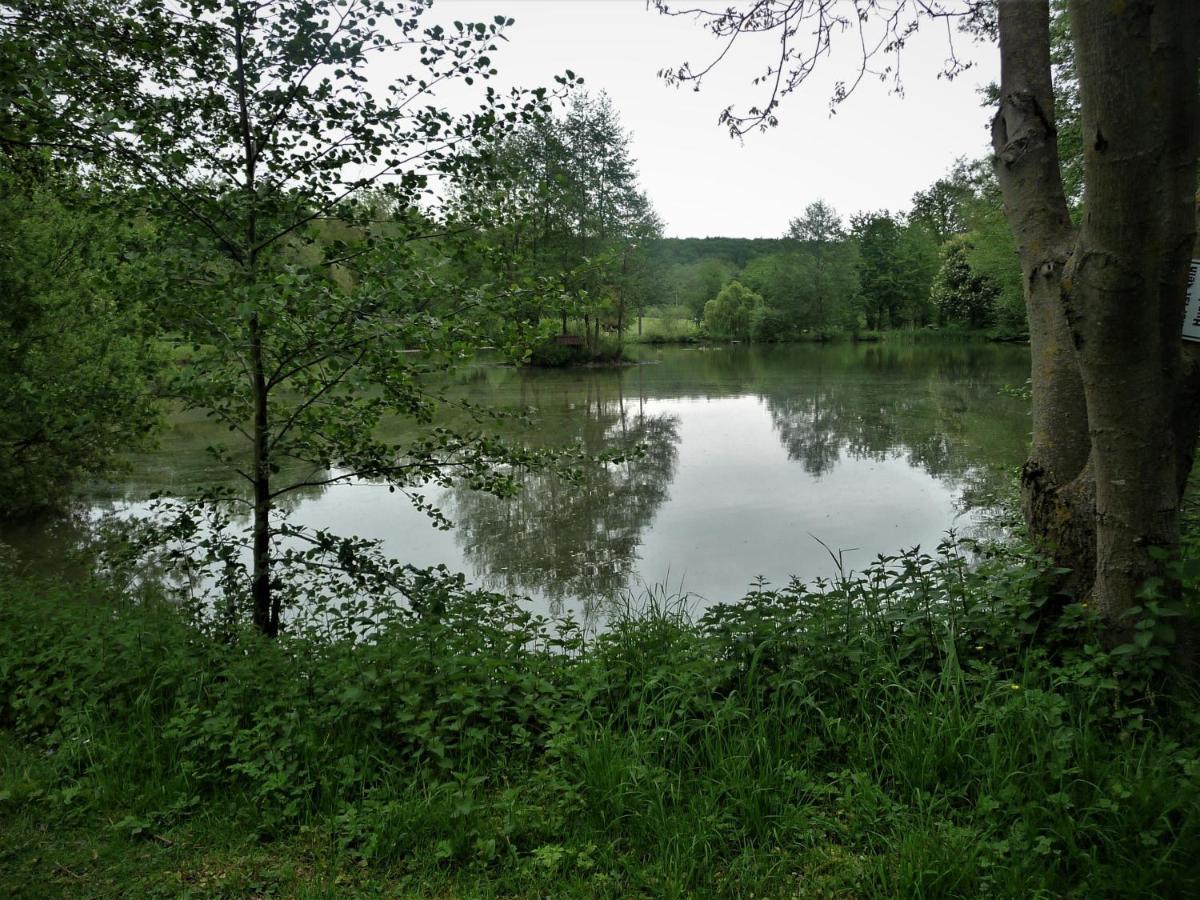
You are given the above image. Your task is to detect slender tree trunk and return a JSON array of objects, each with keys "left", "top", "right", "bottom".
[
  {"left": 233, "top": 3, "right": 276, "bottom": 637},
  {"left": 249, "top": 313, "right": 274, "bottom": 636}
]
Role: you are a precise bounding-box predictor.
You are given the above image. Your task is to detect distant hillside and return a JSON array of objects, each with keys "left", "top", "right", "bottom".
[{"left": 650, "top": 237, "right": 791, "bottom": 269}]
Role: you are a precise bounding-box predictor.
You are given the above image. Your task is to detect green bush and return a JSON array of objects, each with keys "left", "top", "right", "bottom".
[
  {"left": 702, "top": 281, "right": 767, "bottom": 341},
  {"left": 931, "top": 237, "right": 1000, "bottom": 329},
  {"left": 526, "top": 339, "right": 582, "bottom": 368},
  {"left": 634, "top": 309, "right": 699, "bottom": 344},
  {"left": 526, "top": 335, "right": 630, "bottom": 367},
  {"left": 2, "top": 541, "right": 1199, "bottom": 896}
]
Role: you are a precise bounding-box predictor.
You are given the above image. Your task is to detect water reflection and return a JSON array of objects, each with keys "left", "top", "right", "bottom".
[
  {"left": 434, "top": 343, "right": 1028, "bottom": 612},
  {"left": 43, "top": 341, "right": 1031, "bottom": 618},
  {"left": 760, "top": 344, "right": 1027, "bottom": 499},
  {"left": 451, "top": 374, "right": 679, "bottom": 620}
]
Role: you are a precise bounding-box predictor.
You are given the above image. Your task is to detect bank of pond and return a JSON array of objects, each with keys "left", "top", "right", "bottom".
[
  {"left": 25, "top": 341, "right": 1028, "bottom": 631},
  {"left": 529, "top": 325, "right": 1029, "bottom": 363},
  {"left": 1, "top": 537, "right": 1198, "bottom": 897},
  {"left": 3, "top": 338, "right": 1196, "bottom": 896}
]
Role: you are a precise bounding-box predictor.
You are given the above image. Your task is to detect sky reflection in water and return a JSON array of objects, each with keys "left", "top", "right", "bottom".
[{"left": 77, "top": 342, "right": 1031, "bottom": 623}]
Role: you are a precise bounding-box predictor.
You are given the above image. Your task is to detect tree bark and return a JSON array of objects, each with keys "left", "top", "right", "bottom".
[
  {"left": 250, "top": 314, "right": 274, "bottom": 636},
  {"left": 995, "top": 0, "right": 1200, "bottom": 651},
  {"left": 233, "top": 3, "right": 276, "bottom": 637},
  {"left": 993, "top": 0, "right": 1093, "bottom": 604},
  {"left": 1067, "top": 0, "right": 1200, "bottom": 629}
]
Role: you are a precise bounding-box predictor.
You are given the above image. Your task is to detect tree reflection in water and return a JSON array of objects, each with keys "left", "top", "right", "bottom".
[
  {"left": 762, "top": 343, "right": 1027, "bottom": 507},
  {"left": 448, "top": 343, "right": 1027, "bottom": 618},
  {"left": 451, "top": 371, "right": 679, "bottom": 621},
  {"left": 62, "top": 342, "right": 1029, "bottom": 620}
]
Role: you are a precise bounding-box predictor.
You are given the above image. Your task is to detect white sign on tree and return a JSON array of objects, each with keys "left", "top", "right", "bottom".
[{"left": 1185, "top": 261, "right": 1200, "bottom": 342}]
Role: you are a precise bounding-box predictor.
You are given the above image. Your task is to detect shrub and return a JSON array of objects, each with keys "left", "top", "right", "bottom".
[
  {"left": 702, "top": 281, "right": 767, "bottom": 341},
  {"left": 2, "top": 540, "right": 1198, "bottom": 895}
]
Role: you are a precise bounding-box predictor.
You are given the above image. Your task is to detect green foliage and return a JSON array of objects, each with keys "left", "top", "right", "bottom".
[
  {"left": 526, "top": 334, "right": 629, "bottom": 367},
  {"left": 851, "top": 211, "right": 940, "bottom": 331},
  {"left": 931, "top": 237, "right": 1000, "bottom": 328},
  {"left": 632, "top": 308, "right": 700, "bottom": 344},
  {"left": 13, "top": 0, "right": 572, "bottom": 633},
  {"left": 909, "top": 170, "right": 974, "bottom": 243},
  {"left": 0, "top": 160, "right": 160, "bottom": 519},
  {"left": 740, "top": 243, "right": 860, "bottom": 335},
  {"left": 453, "top": 90, "right": 662, "bottom": 348},
  {"left": 650, "top": 235, "right": 790, "bottom": 270},
  {"left": 702, "top": 280, "right": 767, "bottom": 340},
  {"left": 952, "top": 161, "right": 1027, "bottom": 333},
  {"left": 787, "top": 199, "right": 844, "bottom": 244},
  {"left": 2, "top": 538, "right": 1199, "bottom": 895},
  {"left": 661, "top": 256, "right": 738, "bottom": 322},
  {"left": 1050, "top": 0, "right": 1083, "bottom": 208}
]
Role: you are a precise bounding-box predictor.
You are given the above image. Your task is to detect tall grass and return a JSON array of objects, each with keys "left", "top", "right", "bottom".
[{"left": 2, "top": 539, "right": 1198, "bottom": 897}]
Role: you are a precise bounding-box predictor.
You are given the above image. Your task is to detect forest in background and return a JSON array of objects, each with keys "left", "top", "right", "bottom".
[
  {"left": 644, "top": 156, "right": 1025, "bottom": 342},
  {"left": 454, "top": 95, "right": 1032, "bottom": 347},
  {"left": 4, "top": 1, "right": 1200, "bottom": 896}
]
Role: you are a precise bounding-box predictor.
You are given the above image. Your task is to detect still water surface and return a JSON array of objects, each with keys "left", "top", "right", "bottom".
[{"left": 86, "top": 342, "right": 1031, "bottom": 619}]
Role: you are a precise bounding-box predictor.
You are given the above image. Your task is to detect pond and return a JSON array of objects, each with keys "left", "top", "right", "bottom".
[{"left": 52, "top": 341, "right": 1032, "bottom": 622}]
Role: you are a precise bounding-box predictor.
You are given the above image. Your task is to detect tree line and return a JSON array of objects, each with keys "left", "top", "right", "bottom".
[
  {"left": 3, "top": 0, "right": 1199, "bottom": 670},
  {"left": 642, "top": 160, "right": 1025, "bottom": 342}
]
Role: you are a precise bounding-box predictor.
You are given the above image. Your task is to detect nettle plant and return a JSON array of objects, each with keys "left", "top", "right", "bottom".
[{"left": 20, "top": 0, "right": 584, "bottom": 635}]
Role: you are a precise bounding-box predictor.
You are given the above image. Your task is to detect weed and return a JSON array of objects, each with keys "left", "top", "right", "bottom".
[{"left": 1, "top": 539, "right": 1198, "bottom": 896}]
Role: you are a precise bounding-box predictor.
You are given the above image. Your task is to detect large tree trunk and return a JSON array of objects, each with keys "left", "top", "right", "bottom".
[
  {"left": 994, "top": 0, "right": 1200, "bottom": 651},
  {"left": 1068, "top": 0, "right": 1200, "bottom": 628},
  {"left": 992, "top": 0, "right": 1094, "bottom": 605}
]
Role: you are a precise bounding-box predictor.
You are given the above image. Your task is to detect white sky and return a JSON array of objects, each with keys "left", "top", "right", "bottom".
[{"left": 428, "top": 0, "right": 1001, "bottom": 239}]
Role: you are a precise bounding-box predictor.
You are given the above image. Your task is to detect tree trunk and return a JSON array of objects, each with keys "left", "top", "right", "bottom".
[
  {"left": 234, "top": 5, "right": 277, "bottom": 637},
  {"left": 1067, "top": 0, "right": 1200, "bottom": 629},
  {"left": 994, "top": 0, "right": 1200, "bottom": 650},
  {"left": 993, "top": 0, "right": 1094, "bottom": 605},
  {"left": 249, "top": 313, "right": 275, "bottom": 637}
]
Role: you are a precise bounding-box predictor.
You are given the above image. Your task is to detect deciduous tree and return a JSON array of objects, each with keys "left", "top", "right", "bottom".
[
  {"left": 655, "top": 0, "right": 1200, "bottom": 658},
  {"left": 8, "top": 0, "right": 566, "bottom": 635},
  {"left": 0, "top": 162, "right": 160, "bottom": 519}
]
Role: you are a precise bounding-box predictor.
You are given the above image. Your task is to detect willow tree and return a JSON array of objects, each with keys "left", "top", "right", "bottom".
[{"left": 655, "top": 0, "right": 1200, "bottom": 650}]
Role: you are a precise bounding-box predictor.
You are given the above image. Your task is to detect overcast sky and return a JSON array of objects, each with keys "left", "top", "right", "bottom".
[{"left": 428, "top": 0, "right": 1001, "bottom": 239}]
